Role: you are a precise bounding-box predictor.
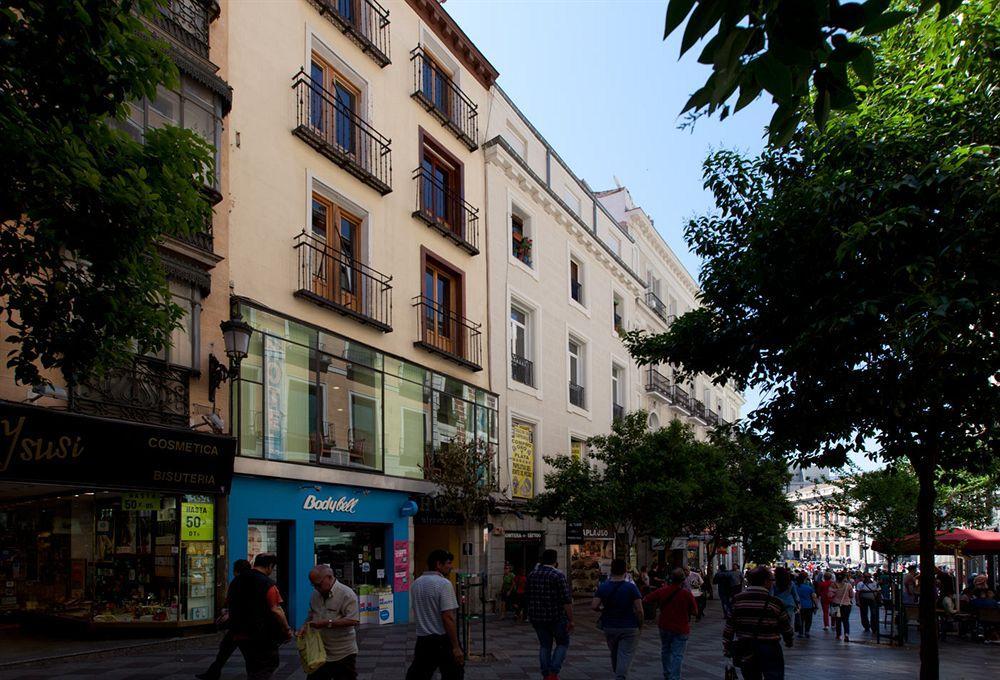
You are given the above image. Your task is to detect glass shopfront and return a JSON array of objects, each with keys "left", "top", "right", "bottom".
[{"left": 0, "top": 485, "right": 216, "bottom": 626}]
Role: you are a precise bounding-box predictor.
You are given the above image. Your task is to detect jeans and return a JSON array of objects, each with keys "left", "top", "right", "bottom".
[
  {"left": 796, "top": 608, "right": 814, "bottom": 635},
  {"left": 821, "top": 600, "right": 830, "bottom": 628},
  {"left": 696, "top": 594, "right": 708, "bottom": 620},
  {"left": 236, "top": 640, "right": 280, "bottom": 680},
  {"left": 199, "top": 630, "right": 237, "bottom": 679},
  {"left": 405, "top": 635, "right": 464, "bottom": 680},
  {"left": 658, "top": 629, "right": 689, "bottom": 680},
  {"left": 835, "top": 605, "right": 853, "bottom": 637},
  {"left": 308, "top": 654, "right": 358, "bottom": 680},
  {"left": 532, "top": 619, "right": 570, "bottom": 676},
  {"left": 720, "top": 591, "right": 733, "bottom": 618},
  {"left": 603, "top": 627, "right": 639, "bottom": 680},
  {"left": 739, "top": 641, "right": 784, "bottom": 680},
  {"left": 858, "top": 598, "right": 879, "bottom": 631}
]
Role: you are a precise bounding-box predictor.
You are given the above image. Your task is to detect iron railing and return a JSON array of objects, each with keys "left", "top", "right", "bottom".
[
  {"left": 569, "top": 382, "right": 585, "bottom": 409},
  {"left": 511, "top": 353, "right": 533, "bottom": 386},
  {"left": 692, "top": 398, "right": 708, "bottom": 423},
  {"left": 292, "top": 70, "right": 392, "bottom": 195},
  {"left": 293, "top": 231, "right": 392, "bottom": 332},
  {"left": 645, "top": 368, "right": 671, "bottom": 398},
  {"left": 413, "top": 296, "right": 482, "bottom": 371},
  {"left": 306, "top": 0, "right": 391, "bottom": 67},
  {"left": 69, "top": 355, "right": 191, "bottom": 428},
  {"left": 613, "top": 403, "right": 625, "bottom": 421},
  {"left": 673, "top": 384, "right": 691, "bottom": 412},
  {"left": 707, "top": 409, "right": 721, "bottom": 426},
  {"left": 645, "top": 290, "right": 668, "bottom": 321},
  {"left": 152, "top": 0, "right": 217, "bottom": 57},
  {"left": 410, "top": 46, "right": 478, "bottom": 150},
  {"left": 412, "top": 166, "right": 479, "bottom": 254}
]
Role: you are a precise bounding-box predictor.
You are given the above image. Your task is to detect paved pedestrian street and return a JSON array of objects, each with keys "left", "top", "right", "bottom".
[{"left": 2, "top": 604, "right": 995, "bottom": 679}]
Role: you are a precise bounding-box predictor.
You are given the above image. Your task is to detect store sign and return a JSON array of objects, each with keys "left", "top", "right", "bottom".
[
  {"left": 181, "top": 502, "right": 214, "bottom": 541},
  {"left": 566, "top": 521, "right": 613, "bottom": 542},
  {"left": 0, "top": 400, "right": 235, "bottom": 494},
  {"left": 302, "top": 494, "right": 360, "bottom": 514},
  {"left": 510, "top": 422, "right": 534, "bottom": 499},
  {"left": 122, "top": 493, "right": 161, "bottom": 512}
]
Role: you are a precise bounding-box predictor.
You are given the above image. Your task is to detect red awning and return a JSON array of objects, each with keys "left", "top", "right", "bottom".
[{"left": 871, "top": 528, "right": 1000, "bottom": 555}]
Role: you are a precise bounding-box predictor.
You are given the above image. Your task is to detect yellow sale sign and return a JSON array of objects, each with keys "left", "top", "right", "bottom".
[{"left": 181, "top": 502, "right": 214, "bottom": 541}]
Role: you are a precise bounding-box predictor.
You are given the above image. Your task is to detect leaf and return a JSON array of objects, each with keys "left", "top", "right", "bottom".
[
  {"left": 664, "top": 0, "right": 698, "bottom": 39},
  {"left": 861, "top": 10, "right": 913, "bottom": 36},
  {"left": 852, "top": 46, "right": 875, "bottom": 85},
  {"left": 832, "top": 2, "right": 868, "bottom": 31},
  {"left": 753, "top": 52, "right": 793, "bottom": 100},
  {"left": 830, "top": 40, "right": 865, "bottom": 63},
  {"left": 680, "top": 1, "right": 725, "bottom": 56},
  {"left": 681, "top": 84, "right": 712, "bottom": 114},
  {"left": 813, "top": 87, "right": 831, "bottom": 131}
]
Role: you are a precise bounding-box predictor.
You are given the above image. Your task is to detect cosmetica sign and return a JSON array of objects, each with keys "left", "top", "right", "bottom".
[{"left": 302, "top": 493, "right": 360, "bottom": 514}]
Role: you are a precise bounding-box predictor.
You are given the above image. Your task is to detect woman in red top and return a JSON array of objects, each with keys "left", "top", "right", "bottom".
[
  {"left": 514, "top": 569, "right": 528, "bottom": 622},
  {"left": 816, "top": 571, "right": 834, "bottom": 630}
]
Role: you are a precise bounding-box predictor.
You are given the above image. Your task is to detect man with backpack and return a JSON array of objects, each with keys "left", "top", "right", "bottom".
[
  {"left": 644, "top": 568, "right": 698, "bottom": 680},
  {"left": 226, "top": 554, "right": 293, "bottom": 680},
  {"left": 592, "top": 559, "right": 643, "bottom": 680}
]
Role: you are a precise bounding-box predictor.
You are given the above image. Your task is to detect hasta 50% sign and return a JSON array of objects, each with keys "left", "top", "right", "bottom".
[{"left": 181, "top": 502, "right": 214, "bottom": 541}]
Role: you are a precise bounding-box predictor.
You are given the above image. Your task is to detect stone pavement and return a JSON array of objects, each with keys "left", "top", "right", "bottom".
[{"left": 2, "top": 603, "right": 996, "bottom": 679}]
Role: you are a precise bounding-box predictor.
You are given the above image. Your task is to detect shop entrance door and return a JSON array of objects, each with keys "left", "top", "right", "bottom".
[
  {"left": 504, "top": 533, "right": 543, "bottom": 577},
  {"left": 247, "top": 520, "right": 292, "bottom": 611},
  {"left": 314, "top": 522, "right": 388, "bottom": 591}
]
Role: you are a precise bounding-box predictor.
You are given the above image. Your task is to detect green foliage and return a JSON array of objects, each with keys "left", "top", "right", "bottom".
[
  {"left": 422, "top": 438, "right": 500, "bottom": 524},
  {"left": 664, "top": 0, "right": 969, "bottom": 142},
  {"left": 0, "top": 0, "right": 216, "bottom": 386}
]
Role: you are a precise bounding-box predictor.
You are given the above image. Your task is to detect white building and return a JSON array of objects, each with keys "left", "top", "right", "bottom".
[{"left": 786, "top": 482, "right": 880, "bottom": 567}]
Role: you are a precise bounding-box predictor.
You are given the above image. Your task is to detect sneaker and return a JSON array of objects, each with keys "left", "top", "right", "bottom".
[
  {"left": 844, "top": 636, "right": 850, "bottom": 642},
  {"left": 823, "top": 627, "right": 828, "bottom": 631}
]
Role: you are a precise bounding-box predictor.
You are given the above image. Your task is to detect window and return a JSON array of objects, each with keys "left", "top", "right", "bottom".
[
  {"left": 568, "top": 338, "right": 585, "bottom": 408},
  {"left": 423, "top": 259, "right": 461, "bottom": 356},
  {"left": 613, "top": 294, "right": 624, "bottom": 333},
  {"left": 419, "top": 137, "right": 462, "bottom": 236},
  {"left": 511, "top": 213, "right": 532, "bottom": 266},
  {"left": 420, "top": 51, "right": 453, "bottom": 116},
  {"left": 647, "top": 412, "right": 660, "bottom": 430},
  {"left": 310, "top": 53, "right": 360, "bottom": 154},
  {"left": 151, "top": 280, "right": 200, "bottom": 369},
  {"left": 569, "top": 258, "right": 583, "bottom": 304},
  {"left": 510, "top": 305, "right": 533, "bottom": 387},
  {"left": 611, "top": 364, "right": 624, "bottom": 418},
  {"left": 309, "top": 193, "right": 362, "bottom": 307},
  {"left": 570, "top": 436, "right": 587, "bottom": 460}
]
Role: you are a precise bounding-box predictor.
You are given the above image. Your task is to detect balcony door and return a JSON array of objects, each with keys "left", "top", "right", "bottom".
[
  {"left": 311, "top": 194, "right": 361, "bottom": 311},
  {"left": 419, "top": 141, "right": 460, "bottom": 236},
  {"left": 421, "top": 51, "right": 452, "bottom": 115},
  {"left": 310, "top": 54, "right": 360, "bottom": 157},
  {"left": 423, "top": 261, "right": 459, "bottom": 356}
]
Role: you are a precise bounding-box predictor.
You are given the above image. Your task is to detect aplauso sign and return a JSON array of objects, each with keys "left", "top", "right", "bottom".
[{"left": 0, "top": 400, "right": 235, "bottom": 494}]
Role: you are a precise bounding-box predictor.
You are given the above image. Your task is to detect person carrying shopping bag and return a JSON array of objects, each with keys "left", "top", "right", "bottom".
[{"left": 829, "top": 571, "right": 856, "bottom": 642}]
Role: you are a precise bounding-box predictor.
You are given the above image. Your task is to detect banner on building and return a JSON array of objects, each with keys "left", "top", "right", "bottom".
[{"left": 510, "top": 421, "right": 534, "bottom": 499}]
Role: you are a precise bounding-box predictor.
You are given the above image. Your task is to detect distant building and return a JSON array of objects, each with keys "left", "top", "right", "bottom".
[
  {"left": 785, "top": 482, "right": 881, "bottom": 567},
  {"left": 787, "top": 464, "right": 834, "bottom": 492}
]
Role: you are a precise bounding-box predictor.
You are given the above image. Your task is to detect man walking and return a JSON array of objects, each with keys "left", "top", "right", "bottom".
[
  {"left": 196, "top": 559, "right": 251, "bottom": 680},
  {"left": 299, "top": 564, "right": 360, "bottom": 680},
  {"left": 723, "top": 567, "right": 793, "bottom": 680},
  {"left": 715, "top": 564, "right": 735, "bottom": 618},
  {"left": 406, "top": 549, "right": 464, "bottom": 680},
  {"left": 227, "top": 554, "right": 293, "bottom": 680},
  {"left": 526, "top": 549, "right": 574, "bottom": 680},
  {"left": 644, "top": 568, "right": 698, "bottom": 680},
  {"left": 592, "top": 558, "right": 643, "bottom": 680}
]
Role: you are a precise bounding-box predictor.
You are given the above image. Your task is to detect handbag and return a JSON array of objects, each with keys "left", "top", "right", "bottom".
[{"left": 296, "top": 626, "right": 327, "bottom": 674}]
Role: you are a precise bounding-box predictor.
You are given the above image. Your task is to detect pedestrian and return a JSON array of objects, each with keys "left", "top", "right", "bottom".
[
  {"left": 592, "top": 558, "right": 644, "bottom": 680},
  {"left": 731, "top": 563, "right": 745, "bottom": 596},
  {"left": 771, "top": 567, "right": 799, "bottom": 628},
  {"left": 816, "top": 571, "right": 834, "bottom": 630},
  {"left": 197, "top": 559, "right": 252, "bottom": 680},
  {"left": 526, "top": 549, "right": 574, "bottom": 680},
  {"left": 714, "top": 565, "right": 735, "bottom": 618},
  {"left": 793, "top": 572, "right": 818, "bottom": 638},
  {"left": 514, "top": 567, "right": 528, "bottom": 622},
  {"left": 685, "top": 567, "right": 707, "bottom": 621},
  {"left": 723, "top": 566, "right": 794, "bottom": 680},
  {"left": 856, "top": 572, "right": 881, "bottom": 633},
  {"left": 499, "top": 563, "right": 515, "bottom": 620},
  {"left": 902, "top": 564, "right": 919, "bottom": 604},
  {"left": 298, "top": 564, "right": 360, "bottom": 680},
  {"left": 644, "top": 568, "right": 698, "bottom": 680},
  {"left": 226, "top": 554, "right": 293, "bottom": 680},
  {"left": 829, "top": 571, "right": 856, "bottom": 642},
  {"left": 638, "top": 565, "right": 651, "bottom": 594},
  {"left": 405, "top": 549, "right": 464, "bottom": 680}
]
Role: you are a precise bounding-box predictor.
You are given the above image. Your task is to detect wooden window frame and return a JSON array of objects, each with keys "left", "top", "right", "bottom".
[
  {"left": 418, "top": 129, "right": 465, "bottom": 235},
  {"left": 310, "top": 192, "right": 363, "bottom": 310},
  {"left": 419, "top": 246, "right": 466, "bottom": 357},
  {"left": 310, "top": 52, "right": 362, "bottom": 154}
]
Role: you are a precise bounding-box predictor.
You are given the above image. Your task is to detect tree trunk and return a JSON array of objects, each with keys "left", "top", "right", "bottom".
[
  {"left": 706, "top": 535, "right": 720, "bottom": 598},
  {"left": 915, "top": 455, "right": 939, "bottom": 680}
]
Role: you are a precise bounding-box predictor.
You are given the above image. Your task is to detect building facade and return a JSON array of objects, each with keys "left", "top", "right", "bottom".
[{"left": 786, "top": 482, "right": 881, "bottom": 568}]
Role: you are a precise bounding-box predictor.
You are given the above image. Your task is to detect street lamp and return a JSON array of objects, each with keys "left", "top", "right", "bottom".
[{"left": 208, "top": 307, "right": 253, "bottom": 403}]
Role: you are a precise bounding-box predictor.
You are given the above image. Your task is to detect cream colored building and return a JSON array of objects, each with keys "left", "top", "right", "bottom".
[{"left": 787, "top": 481, "right": 881, "bottom": 567}]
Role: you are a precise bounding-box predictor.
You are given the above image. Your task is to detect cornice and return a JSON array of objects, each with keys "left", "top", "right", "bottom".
[
  {"left": 405, "top": 0, "right": 499, "bottom": 89},
  {"left": 627, "top": 209, "right": 700, "bottom": 299}
]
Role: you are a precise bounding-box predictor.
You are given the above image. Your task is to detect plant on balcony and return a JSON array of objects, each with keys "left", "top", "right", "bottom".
[
  {"left": 0, "top": 0, "right": 216, "bottom": 386},
  {"left": 512, "top": 236, "right": 532, "bottom": 265}
]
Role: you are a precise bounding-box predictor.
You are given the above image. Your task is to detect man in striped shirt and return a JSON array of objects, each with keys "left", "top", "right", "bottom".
[{"left": 723, "top": 567, "right": 793, "bottom": 680}]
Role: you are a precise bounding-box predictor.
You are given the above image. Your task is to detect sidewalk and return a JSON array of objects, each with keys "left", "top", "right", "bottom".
[{"left": 1, "top": 601, "right": 995, "bottom": 679}]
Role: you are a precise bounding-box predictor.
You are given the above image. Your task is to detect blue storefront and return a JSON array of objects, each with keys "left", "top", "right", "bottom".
[{"left": 228, "top": 476, "right": 412, "bottom": 626}]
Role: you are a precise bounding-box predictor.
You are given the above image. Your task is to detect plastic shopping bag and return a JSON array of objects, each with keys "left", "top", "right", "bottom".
[{"left": 296, "top": 626, "right": 327, "bottom": 674}]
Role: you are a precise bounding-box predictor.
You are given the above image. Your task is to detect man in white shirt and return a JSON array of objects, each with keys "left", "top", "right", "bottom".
[
  {"left": 405, "top": 548, "right": 464, "bottom": 680},
  {"left": 298, "top": 564, "right": 360, "bottom": 680}
]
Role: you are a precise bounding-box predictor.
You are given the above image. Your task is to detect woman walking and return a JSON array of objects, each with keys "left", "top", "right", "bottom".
[
  {"left": 498, "top": 562, "right": 515, "bottom": 620},
  {"left": 817, "top": 571, "right": 834, "bottom": 630},
  {"left": 771, "top": 567, "right": 800, "bottom": 630},
  {"left": 830, "top": 571, "right": 856, "bottom": 642},
  {"left": 794, "top": 572, "right": 818, "bottom": 637}
]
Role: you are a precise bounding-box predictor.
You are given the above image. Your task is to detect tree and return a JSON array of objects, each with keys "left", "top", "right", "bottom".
[
  {"left": 0, "top": 0, "right": 216, "bottom": 387},
  {"left": 626, "top": 6, "right": 999, "bottom": 678},
  {"left": 663, "top": 0, "right": 967, "bottom": 142},
  {"left": 422, "top": 438, "right": 500, "bottom": 526}
]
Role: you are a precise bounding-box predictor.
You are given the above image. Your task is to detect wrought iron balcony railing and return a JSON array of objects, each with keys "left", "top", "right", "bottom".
[
  {"left": 306, "top": 0, "right": 391, "bottom": 68},
  {"left": 645, "top": 368, "right": 672, "bottom": 399},
  {"left": 707, "top": 409, "right": 721, "bottom": 426},
  {"left": 692, "top": 398, "right": 708, "bottom": 423},
  {"left": 412, "top": 166, "right": 479, "bottom": 254},
  {"left": 645, "top": 290, "right": 668, "bottom": 322},
  {"left": 672, "top": 384, "right": 691, "bottom": 412},
  {"left": 69, "top": 355, "right": 191, "bottom": 428},
  {"left": 294, "top": 231, "right": 393, "bottom": 332},
  {"left": 152, "top": 0, "right": 218, "bottom": 58},
  {"left": 410, "top": 46, "right": 479, "bottom": 151},
  {"left": 292, "top": 70, "right": 392, "bottom": 195},
  {"left": 511, "top": 353, "right": 533, "bottom": 387},
  {"left": 413, "top": 296, "right": 482, "bottom": 371},
  {"left": 613, "top": 403, "right": 625, "bottom": 421},
  {"left": 569, "top": 382, "right": 586, "bottom": 409}
]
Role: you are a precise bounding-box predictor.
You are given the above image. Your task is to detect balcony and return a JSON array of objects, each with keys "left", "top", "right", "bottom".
[
  {"left": 410, "top": 47, "right": 479, "bottom": 151},
  {"left": 306, "top": 0, "right": 391, "bottom": 68},
  {"left": 645, "top": 368, "right": 672, "bottom": 400},
  {"left": 691, "top": 398, "right": 708, "bottom": 424},
  {"left": 412, "top": 166, "right": 479, "bottom": 254},
  {"left": 644, "top": 290, "right": 669, "bottom": 322},
  {"left": 613, "top": 403, "right": 625, "bottom": 421},
  {"left": 293, "top": 231, "right": 393, "bottom": 332},
  {"left": 707, "top": 409, "right": 721, "bottom": 426},
  {"left": 152, "top": 0, "right": 218, "bottom": 58},
  {"left": 413, "top": 296, "right": 482, "bottom": 371},
  {"left": 569, "top": 382, "right": 585, "bottom": 409},
  {"left": 511, "top": 353, "right": 534, "bottom": 387},
  {"left": 292, "top": 70, "right": 392, "bottom": 195},
  {"left": 672, "top": 384, "right": 691, "bottom": 413},
  {"left": 69, "top": 355, "right": 191, "bottom": 428}
]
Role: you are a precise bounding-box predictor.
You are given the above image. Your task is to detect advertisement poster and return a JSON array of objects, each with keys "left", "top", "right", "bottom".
[
  {"left": 264, "top": 335, "right": 286, "bottom": 459},
  {"left": 378, "top": 591, "right": 394, "bottom": 625},
  {"left": 510, "top": 421, "right": 534, "bottom": 499},
  {"left": 393, "top": 539, "right": 410, "bottom": 592},
  {"left": 180, "top": 502, "right": 214, "bottom": 541},
  {"left": 570, "top": 540, "right": 614, "bottom": 596}
]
